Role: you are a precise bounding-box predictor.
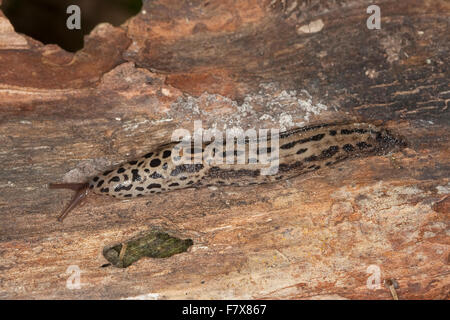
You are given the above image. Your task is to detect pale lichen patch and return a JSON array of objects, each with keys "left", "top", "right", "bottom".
[
  {"left": 296, "top": 19, "right": 324, "bottom": 34},
  {"left": 168, "top": 83, "right": 330, "bottom": 131}
]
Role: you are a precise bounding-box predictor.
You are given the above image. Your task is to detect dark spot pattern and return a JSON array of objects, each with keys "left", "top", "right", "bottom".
[
  {"left": 280, "top": 133, "right": 325, "bottom": 149},
  {"left": 343, "top": 144, "right": 355, "bottom": 152},
  {"left": 87, "top": 123, "right": 404, "bottom": 199},
  {"left": 114, "top": 184, "right": 133, "bottom": 192},
  {"left": 304, "top": 155, "right": 318, "bottom": 162},
  {"left": 279, "top": 161, "right": 304, "bottom": 172},
  {"left": 147, "top": 183, "right": 161, "bottom": 190},
  {"left": 206, "top": 167, "right": 260, "bottom": 179},
  {"left": 170, "top": 164, "right": 204, "bottom": 176},
  {"left": 320, "top": 146, "right": 339, "bottom": 159},
  {"left": 108, "top": 176, "right": 120, "bottom": 183},
  {"left": 131, "top": 169, "right": 142, "bottom": 182},
  {"left": 150, "top": 172, "right": 163, "bottom": 179},
  {"left": 150, "top": 158, "right": 161, "bottom": 167},
  {"left": 357, "top": 142, "right": 372, "bottom": 150}
]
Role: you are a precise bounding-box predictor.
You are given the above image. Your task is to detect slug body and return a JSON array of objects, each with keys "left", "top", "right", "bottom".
[{"left": 50, "top": 123, "right": 405, "bottom": 221}]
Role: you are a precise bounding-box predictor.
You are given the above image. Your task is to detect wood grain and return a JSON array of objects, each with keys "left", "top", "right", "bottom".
[{"left": 0, "top": 0, "right": 448, "bottom": 299}]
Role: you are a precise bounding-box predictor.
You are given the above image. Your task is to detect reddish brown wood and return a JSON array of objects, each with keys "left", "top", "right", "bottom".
[{"left": 0, "top": 0, "right": 448, "bottom": 299}]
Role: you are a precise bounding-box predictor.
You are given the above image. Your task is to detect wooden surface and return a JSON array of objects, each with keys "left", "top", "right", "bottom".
[{"left": 0, "top": 0, "right": 449, "bottom": 299}]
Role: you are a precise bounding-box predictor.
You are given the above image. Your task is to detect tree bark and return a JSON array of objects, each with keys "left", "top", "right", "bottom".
[{"left": 0, "top": 0, "right": 448, "bottom": 299}]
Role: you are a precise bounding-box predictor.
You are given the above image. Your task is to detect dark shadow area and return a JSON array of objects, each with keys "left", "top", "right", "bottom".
[{"left": 1, "top": 0, "right": 142, "bottom": 52}]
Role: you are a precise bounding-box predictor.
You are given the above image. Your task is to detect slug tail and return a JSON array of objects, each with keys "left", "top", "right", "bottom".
[{"left": 49, "top": 183, "right": 90, "bottom": 222}]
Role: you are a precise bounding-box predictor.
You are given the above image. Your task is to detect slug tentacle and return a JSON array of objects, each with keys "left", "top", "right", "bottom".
[{"left": 49, "top": 183, "right": 90, "bottom": 222}]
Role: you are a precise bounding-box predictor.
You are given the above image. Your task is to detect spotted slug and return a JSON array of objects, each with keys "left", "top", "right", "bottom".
[{"left": 50, "top": 122, "right": 406, "bottom": 221}]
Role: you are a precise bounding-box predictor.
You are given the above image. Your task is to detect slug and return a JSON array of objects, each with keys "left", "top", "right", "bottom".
[{"left": 50, "top": 122, "right": 406, "bottom": 221}]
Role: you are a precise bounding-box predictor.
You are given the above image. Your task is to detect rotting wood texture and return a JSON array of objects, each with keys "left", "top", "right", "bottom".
[{"left": 0, "top": 0, "right": 448, "bottom": 299}]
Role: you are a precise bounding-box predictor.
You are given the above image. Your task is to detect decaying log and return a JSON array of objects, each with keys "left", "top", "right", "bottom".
[{"left": 0, "top": 0, "right": 448, "bottom": 299}]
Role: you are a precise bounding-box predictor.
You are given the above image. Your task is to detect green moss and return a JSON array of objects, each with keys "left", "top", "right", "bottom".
[{"left": 103, "top": 229, "right": 193, "bottom": 268}]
